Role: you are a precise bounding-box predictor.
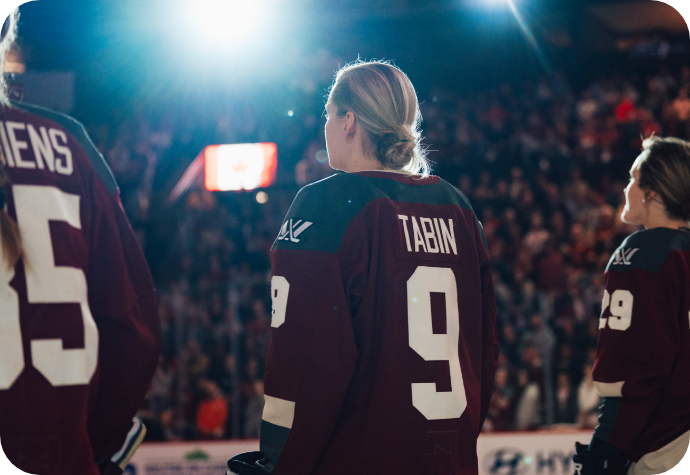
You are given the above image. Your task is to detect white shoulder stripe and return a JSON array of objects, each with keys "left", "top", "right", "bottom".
[
  {"left": 629, "top": 429, "right": 690, "bottom": 475},
  {"left": 262, "top": 394, "right": 296, "bottom": 429},
  {"left": 594, "top": 381, "right": 624, "bottom": 397}
]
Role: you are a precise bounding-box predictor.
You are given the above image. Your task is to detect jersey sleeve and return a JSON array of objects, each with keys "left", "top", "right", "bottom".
[
  {"left": 83, "top": 144, "right": 161, "bottom": 462},
  {"left": 257, "top": 183, "right": 360, "bottom": 474},
  {"left": 592, "top": 235, "right": 683, "bottom": 452}
]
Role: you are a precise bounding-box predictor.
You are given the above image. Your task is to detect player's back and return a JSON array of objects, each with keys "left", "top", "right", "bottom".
[
  {"left": 0, "top": 102, "right": 160, "bottom": 474},
  {"left": 594, "top": 227, "right": 690, "bottom": 469},
  {"left": 266, "top": 170, "right": 498, "bottom": 475}
]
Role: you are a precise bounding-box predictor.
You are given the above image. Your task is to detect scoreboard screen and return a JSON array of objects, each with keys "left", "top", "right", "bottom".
[{"left": 204, "top": 143, "right": 277, "bottom": 191}]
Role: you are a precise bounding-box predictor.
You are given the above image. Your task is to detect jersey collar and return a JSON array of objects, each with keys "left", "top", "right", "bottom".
[{"left": 352, "top": 170, "right": 440, "bottom": 185}]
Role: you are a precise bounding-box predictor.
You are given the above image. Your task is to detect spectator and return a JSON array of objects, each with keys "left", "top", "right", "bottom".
[
  {"left": 244, "top": 380, "right": 265, "bottom": 438},
  {"left": 520, "top": 315, "right": 556, "bottom": 423},
  {"left": 196, "top": 380, "right": 228, "bottom": 439},
  {"left": 520, "top": 314, "right": 556, "bottom": 367},
  {"left": 523, "top": 210, "right": 550, "bottom": 256},
  {"left": 183, "top": 340, "right": 210, "bottom": 384},
  {"left": 149, "top": 356, "right": 175, "bottom": 417},
  {"left": 671, "top": 86, "right": 690, "bottom": 137},
  {"left": 486, "top": 367, "right": 515, "bottom": 432},
  {"left": 554, "top": 373, "right": 578, "bottom": 423},
  {"left": 577, "top": 364, "right": 601, "bottom": 428},
  {"left": 672, "top": 86, "right": 690, "bottom": 121},
  {"left": 514, "top": 368, "right": 542, "bottom": 430}
]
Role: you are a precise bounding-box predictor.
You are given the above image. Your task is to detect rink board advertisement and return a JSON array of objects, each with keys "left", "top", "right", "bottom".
[{"left": 125, "top": 431, "right": 594, "bottom": 475}]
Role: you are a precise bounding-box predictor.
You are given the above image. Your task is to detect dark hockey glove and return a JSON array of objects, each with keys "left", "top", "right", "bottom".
[
  {"left": 572, "top": 442, "right": 631, "bottom": 475},
  {"left": 98, "top": 417, "right": 147, "bottom": 475},
  {"left": 227, "top": 451, "right": 268, "bottom": 475}
]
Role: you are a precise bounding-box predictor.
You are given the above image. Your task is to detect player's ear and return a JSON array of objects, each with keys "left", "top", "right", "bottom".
[
  {"left": 645, "top": 189, "right": 659, "bottom": 203},
  {"left": 344, "top": 111, "right": 357, "bottom": 139}
]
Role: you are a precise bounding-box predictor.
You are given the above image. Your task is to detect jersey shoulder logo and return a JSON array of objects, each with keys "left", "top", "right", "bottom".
[
  {"left": 277, "top": 219, "right": 313, "bottom": 243},
  {"left": 612, "top": 247, "right": 639, "bottom": 266}
]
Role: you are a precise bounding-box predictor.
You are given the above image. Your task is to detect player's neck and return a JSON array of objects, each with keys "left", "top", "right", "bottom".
[
  {"left": 343, "top": 152, "right": 384, "bottom": 173},
  {"left": 643, "top": 213, "right": 689, "bottom": 231}
]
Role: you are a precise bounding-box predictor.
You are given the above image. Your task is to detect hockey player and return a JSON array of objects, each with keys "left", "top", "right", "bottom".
[
  {"left": 0, "top": 11, "right": 161, "bottom": 475},
  {"left": 228, "top": 60, "right": 499, "bottom": 474},
  {"left": 573, "top": 136, "right": 690, "bottom": 475}
]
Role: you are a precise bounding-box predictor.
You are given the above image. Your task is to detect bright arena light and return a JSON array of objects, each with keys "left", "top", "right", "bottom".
[
  {"left": 149, "top": 0, "right": 286, "bottom": 69},
  {"left": 476, "top": 0, "right": 509, "bottom": 9},
  {"left": 190, "top": 0, "right": 267, "bottom": 44}
]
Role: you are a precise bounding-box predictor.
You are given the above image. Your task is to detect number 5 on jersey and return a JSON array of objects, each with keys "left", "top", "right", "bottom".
[
  {"left": 270, "top": 266, "right": 467, "bottom": 422},
  {"left": 0, "top": 185, "right": 98, "bottom": 390}
]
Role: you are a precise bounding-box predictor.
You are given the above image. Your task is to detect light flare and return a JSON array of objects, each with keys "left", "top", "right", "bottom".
[{"left": 505, "top": 0, "right": 553, "bottom": 76}]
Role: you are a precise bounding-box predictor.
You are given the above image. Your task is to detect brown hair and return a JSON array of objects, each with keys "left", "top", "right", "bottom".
[
  {"left": 0, "top": 171, "right": 21, "bottom": 267},
  {"left": 0, "top": 10, "right": 21, "bottom": 268},
  {"left": 327, "top": 60, "right": 430, "bottom": 176},
  {"left": 638, "top": 136, "right": 690, "bottom": 222}
]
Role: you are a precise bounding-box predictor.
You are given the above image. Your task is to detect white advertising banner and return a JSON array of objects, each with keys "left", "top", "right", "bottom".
[
  {"left": 127, "top": 440, "right": 259, "bottom": 475},
  {"left": 126, "top": 431, "right": 595, "bottom": 475},
  {"left": 477, "top": 430, "right": 593, "bottom": 475}
]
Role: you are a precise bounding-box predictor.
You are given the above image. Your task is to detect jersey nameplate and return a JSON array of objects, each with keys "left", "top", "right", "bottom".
[
  {"left": 394, "top": 207, "right": 463, "bottom": 262},
  {"left": 0, "top": 121, "right": 73, "bottom": 176},
  {"left": 398, "top": 214, "right": 457, "bottom": 255}
]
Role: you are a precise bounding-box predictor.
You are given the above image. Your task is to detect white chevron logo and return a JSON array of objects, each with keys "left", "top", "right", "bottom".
[
  {"left": 277, "top": 219, "right": 313, "bottom": 243},
  {"left": 612, "top": 247, "right": 639, "bottom": 266}
]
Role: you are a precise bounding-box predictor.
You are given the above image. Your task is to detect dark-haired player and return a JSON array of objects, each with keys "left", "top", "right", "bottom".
[
  {"left": 573, "top": 136, "right": 690, "bottom": 475},
  {"left": 228, "top": 60, "right": 499, "bottom": 475},
  {"left": 0, "top": 11, "right": 160, "bottom": 475}
]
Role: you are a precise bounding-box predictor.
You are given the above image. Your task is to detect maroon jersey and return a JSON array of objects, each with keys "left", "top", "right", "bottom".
[
  {"left": 593, "top": 228, "right": 690, "bottom": 466},
  {"left": 257, "top": 171, "right": 499, "bottom": 475},
  {"left": 0, "top": 102, "right": 161, "bottom": 475}
]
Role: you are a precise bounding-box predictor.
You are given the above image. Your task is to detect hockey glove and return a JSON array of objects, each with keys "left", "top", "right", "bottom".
[
  {"left": 227, "top": 451, "right": 268, "bottom": 475},
  {"left": 98, "top": 417, "right": 147, "bottom": 475},
  {"left": 572, "top": 442, "right": 631, "bottom": 475}
]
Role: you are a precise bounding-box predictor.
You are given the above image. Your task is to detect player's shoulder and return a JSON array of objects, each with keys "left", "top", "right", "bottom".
[
  {"left": 357, "top": 171, "right": 474, "bottom": 210},
  {"left": 9, "top": 101, "right": 84, "bottom": 134},
  {"left": 606, "top": 228, "right": 690, "bottom": 273},
  {"left": 290, "top": 172, "right": 389, "bottom": 217},
  {"left": 273, "top": 173, "right": 386, "bottom": 253},
  {"left": 441, "top": 178, "right": 475, "bottom": 210},
  {"left": 300, "top": 172, "right": 386, "bottom": 199},
  {"left": 6, "top": 101, "right": 118, "bottom": 194}
]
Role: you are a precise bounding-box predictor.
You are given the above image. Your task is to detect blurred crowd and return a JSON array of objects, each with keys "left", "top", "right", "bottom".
[{"left": 82, "top": 59, "right": 690, "bottom": 439}]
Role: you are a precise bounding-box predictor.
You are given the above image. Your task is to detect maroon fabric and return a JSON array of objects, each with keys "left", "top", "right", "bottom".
[
  {"left": 265, "top": 181, "right": 498, "bottom": 474},
  {"left": 0, "top": 105, "right": 160, "bottom": 474},
  {"left": 594, "top": 248, "right": 690, "bottom": 461}
]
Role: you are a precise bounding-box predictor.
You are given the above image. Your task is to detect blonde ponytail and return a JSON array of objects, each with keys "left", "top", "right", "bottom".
[{"left": 328, "top": 60, "right": 430, "bottom": 176}]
